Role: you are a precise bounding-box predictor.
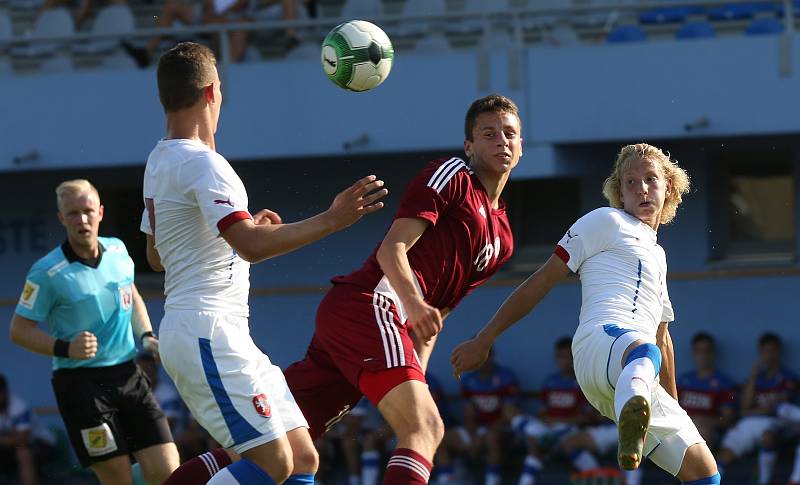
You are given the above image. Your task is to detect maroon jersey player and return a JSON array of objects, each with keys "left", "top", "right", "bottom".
[{"left": 285, "top": 94, "right": 522, "bottom": 485}]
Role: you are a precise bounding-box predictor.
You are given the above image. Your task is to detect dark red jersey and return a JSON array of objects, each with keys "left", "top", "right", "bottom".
[{"left": 335, "top": 157, "right": 514, "bottom": 312}]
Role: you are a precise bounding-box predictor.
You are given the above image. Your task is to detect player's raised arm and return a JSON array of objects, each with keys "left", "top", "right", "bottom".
[
  {"left": 451, "top": 254, "right": 570, "bottom": 377},
  {"left": 222, "top": 175, "right": 387, "bottom": 263}
]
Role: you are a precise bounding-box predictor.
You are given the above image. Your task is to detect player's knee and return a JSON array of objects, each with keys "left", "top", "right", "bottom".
[
  {"left": 292, "top": 444, "right": 319, "bottom": 474},
  {"left": 677, "top": 443, "right": 718, "bottom": 483},
  {"left": 624, "top": 342, "right": 662, "bottom": 374},
  {"left": 427, "top": 411, "right": 445, "bottom": 446}
]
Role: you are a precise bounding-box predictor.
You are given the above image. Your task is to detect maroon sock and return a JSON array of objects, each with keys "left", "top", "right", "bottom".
[
  {"left": 163, "top": 448, "right": 232, "bottom": 484},
  {"left": 383, "top": 448, "right": 432, "bottom": 485}
]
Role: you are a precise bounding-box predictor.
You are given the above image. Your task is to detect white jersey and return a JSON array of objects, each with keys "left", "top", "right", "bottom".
[
  {"left": 141, "top": 139, "right": 252, "bottom": 317},
  {"left": 555, "top": 207, "right": 674, "bottom": 345}
]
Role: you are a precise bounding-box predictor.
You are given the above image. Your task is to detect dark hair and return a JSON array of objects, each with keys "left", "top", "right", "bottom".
[
  {"left": 691, "top": 332, "right": 714, "bottom": 347},
  {"left": 464, "top": 94, "right": 521, "bottom": 141},
  {"left": 0, "top": 374, "right": 6, "bottom": 393},
  {"left": 555, "top": 336, "right": 572, "bottom": 350},
  {"left": 759, "top": 332, "right": 782, "bottom": 348},
  {"left": 157, "top": 42, "right": 217, "bottom": 113}
]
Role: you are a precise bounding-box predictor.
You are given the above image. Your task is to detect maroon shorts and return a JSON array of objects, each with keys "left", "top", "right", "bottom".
[{"left": 284, "top": 283, "right": 425, "bottom": 440}]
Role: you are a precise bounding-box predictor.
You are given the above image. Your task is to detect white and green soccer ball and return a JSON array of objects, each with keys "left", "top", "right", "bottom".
[{"left": 321, "top": 20, "right": 394, "bottom": 92}]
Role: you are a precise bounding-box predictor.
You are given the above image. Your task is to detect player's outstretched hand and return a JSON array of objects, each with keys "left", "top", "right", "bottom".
[
  {"left": 69, "top": 331, "right": 98, "bottom": 360},
  {"left": 253, "top": 209, "right": 282, "bottom": 225},
  {"left": 450, "top": 336, "right": 491, "bottom": 379},
  {"left": 326, "top": 175, "right": 388, "bottom": 231},
  {"left": 406, "top": 298, "right": 442, "bottom": 342}
]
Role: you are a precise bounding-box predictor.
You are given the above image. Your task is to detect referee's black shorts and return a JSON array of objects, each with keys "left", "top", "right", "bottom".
[{"left": 51, "top": 359, "right": 173, "bottom": 467}]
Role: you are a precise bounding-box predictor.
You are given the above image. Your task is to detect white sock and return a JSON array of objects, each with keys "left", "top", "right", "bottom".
[
  {"left": 791, "top": 443, "right": 800, "bottom": 482},
  {"left": 571, "top": 450, "right": 599, "bottom": 471},
  {"left": 758, "top": 448, "right": 777, "bottom": 485},
  {"left": 349, "top": 475, "right": 361, "bottom": 485},
  {"left": 361, "top": 451, "right": 380, "bottom": 485},
  {"left": 517, "top": 455, "right": 542, "bottom": 485},
  {"left": 778, "top": 402, "right": 800, "bottom": 422},
  {"left": 614, "top": 357, "right": 656, "bottom": 420},
  {"left": 623, "top": 467, "right": 642, "bottom": 485}
]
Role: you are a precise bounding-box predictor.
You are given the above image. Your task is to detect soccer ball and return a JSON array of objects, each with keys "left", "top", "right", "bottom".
[{"left": 321, "top": 20, "right": 394, "bottom": 92}]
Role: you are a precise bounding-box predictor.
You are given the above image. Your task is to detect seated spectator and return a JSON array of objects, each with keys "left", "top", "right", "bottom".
[
  {"left": 455, "top": 348, "right": 518, "bottom": 485},
  {"left": 717, "top": 333, "right": 799, "bottom": 485},
  {"left": 677, "top": 332, "right": 737, "bottom": 450},
  {"left": 36, "top": 0, "right": 127, "bottom": 30},
  {"left": 0, "top": 374, "right": 56, "bottom": 485},
  {"left": 123, "top": 0, "right": 211, "bottom": 68}
]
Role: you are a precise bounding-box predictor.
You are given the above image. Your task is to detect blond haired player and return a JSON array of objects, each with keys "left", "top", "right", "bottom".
[{"left": 452, "top": 144, "right": 721, "bottom": 485}]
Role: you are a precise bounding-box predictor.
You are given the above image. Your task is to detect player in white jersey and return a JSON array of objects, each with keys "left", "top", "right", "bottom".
[
  {"left": 451, "top": 144, "right": 720, "bottom": 484},
  {"left": 142, "top": 42, "right": 387, "bottom": 485}
]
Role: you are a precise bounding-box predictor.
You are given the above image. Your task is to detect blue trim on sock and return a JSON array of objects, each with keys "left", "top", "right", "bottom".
[
  {"left": 227, "top": 459, "right": 277, "bottom": 484},
  {"left": 682, "top": 472, "right": 720, "bottom": 485},
  {"left": 199, "top": 338, "right": 261, "bottom": 445},
  {"left": 285, "top": 474, "right": 315, "bottom": 484},
  {"left": 623, "top": 342, "right": 662, "bottom": 374}
]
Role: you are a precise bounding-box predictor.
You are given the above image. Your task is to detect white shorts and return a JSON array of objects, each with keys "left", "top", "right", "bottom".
[
  {"left": 573, "top": 324, "right": 705, "bottom": 476},
  {"left": 159, "top": 310, "right": 308, "bottom": 454},
  {"left": 720, "top": 416, "right": 777, "bottom": 457},
  {"left": 586, "top": 423, "right": 619, "bottom": 455}
]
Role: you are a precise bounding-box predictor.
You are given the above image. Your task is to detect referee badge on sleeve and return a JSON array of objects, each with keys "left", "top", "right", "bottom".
[
  {"left": 18, "top": 280, "right": 40, "bottom": 309},
  {"left": 252, "top": 393, "right": 271, "bottom": 418},
  {"left": 80, "top": 423, "right": 118, "bottom": 456}
]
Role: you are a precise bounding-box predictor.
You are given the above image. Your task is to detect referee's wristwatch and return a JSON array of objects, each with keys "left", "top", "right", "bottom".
[{"left": 140, "top": 331, "right": 157, "bottom": 346}]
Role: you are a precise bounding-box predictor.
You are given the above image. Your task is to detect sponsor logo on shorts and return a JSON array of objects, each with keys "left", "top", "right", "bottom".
[
  {"left": 80, "top": 423, "right": 118, "bottom": 457},
  {"left": 119, "top": 285, "right": 133, "bottom": 310},
  {"left": 252, "top": 393, "right": 271, "bottom": 418},
  {"left": 18, "top": 280, "right": 39, "bottom": 310}
]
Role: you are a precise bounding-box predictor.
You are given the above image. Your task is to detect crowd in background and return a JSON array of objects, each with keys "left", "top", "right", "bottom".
[{"left": 3, "top": 330, "right": 798, "bottom": 484}]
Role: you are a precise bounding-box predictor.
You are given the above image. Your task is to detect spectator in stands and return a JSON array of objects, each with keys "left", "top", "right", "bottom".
[
  {"left": 676, "top": 332, "right": 737, "bottom": 450},
  {"left": 35, "top": 0, "right": 127, "bottom": 30},
  {"left": 510, "top": 337, "right": 593, "bottom": 483},
  {"left": 717, "top": 333, "right": 798, "bottom": 485},
  {"left": 0, "top": 374, "right": 56, "bottom": 485},
  {"left": 455, "top": 348, "right": 518, "bottom": 485},
  {"left": 124, "top": 0, "right": 307, "bottom": 68}
]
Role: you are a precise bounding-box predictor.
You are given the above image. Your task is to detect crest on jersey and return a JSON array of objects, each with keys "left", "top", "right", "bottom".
[
  {"left": 80, "top": 423, "right": 118, "bottom": 456},
  {"left": 252, "top": 393, "right": 271, "bottom": 418},
  {"left": 18, "top": 280, "right": 40, "bottom": 310},
  {"left": 119, "top": 285, "right": 133, "bottom": 310}
]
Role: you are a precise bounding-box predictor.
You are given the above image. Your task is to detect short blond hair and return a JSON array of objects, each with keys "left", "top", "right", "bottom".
[
  {"left": 602, "top": 143, "right": 690, "bottom": 225},
  {"left": 55, "top": 179, "right": 100, "bottom": 211}
]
